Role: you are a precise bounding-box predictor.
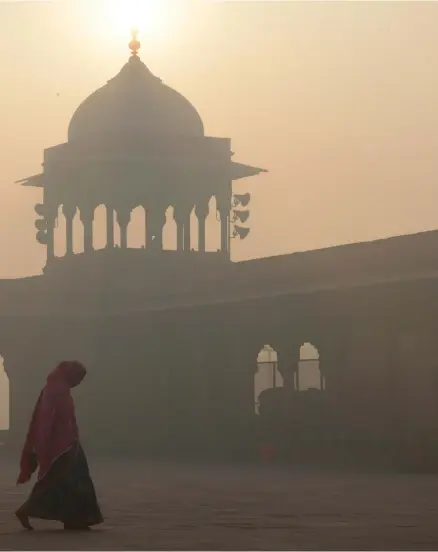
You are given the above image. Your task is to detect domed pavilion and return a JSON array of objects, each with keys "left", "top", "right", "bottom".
[{"left": 19, "top": 33, "right": 265, "bottom": 269}]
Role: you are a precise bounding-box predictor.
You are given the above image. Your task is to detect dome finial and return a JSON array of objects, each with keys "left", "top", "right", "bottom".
[{"left": 129, "top": 27, "right": 141, "bottom": 57}]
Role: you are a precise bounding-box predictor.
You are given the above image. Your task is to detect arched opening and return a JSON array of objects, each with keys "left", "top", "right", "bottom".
[
  {"left": 162, "top": 206, "right": 177, "bottom": 251},
  {"left": 255, "top": 345, "right": 283, "bottom": 413},
  {"left": 297, "top": 343, "right": 323, "bottom": 391},
  {"left": 113, "top": 210, "right": 121, "bottom": 248},
  {"left": 128, "top": 206, "right": 146, "bottom": 249},
  {"left": 54, "top": 205, "right": 66, "bottom": 258},
  {"left": 0, "top": 354, "right": 9, "bottom": 432},
  {"left": 72, "top": 209, "right": 84, "bottom": 254},
  {"left": 93, "top": 204, "right": 107, "bottom": 251},
  {"left": 206, "top": 196, "right": 221, "bottom": 252}
]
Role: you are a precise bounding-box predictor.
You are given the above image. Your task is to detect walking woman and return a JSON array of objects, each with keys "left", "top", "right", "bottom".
[{"left": 15, "top": 361, "right": 103, "bottom": 531}]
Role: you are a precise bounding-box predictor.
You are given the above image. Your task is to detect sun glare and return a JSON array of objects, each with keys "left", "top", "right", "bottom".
[{"left": 95, "top": 0, "right": 183, "bottom": 43}]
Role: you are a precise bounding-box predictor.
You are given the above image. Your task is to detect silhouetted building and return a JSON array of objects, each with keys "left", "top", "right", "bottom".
[{"left": 2, "top": 36, "right": 438, "bottom": 457}]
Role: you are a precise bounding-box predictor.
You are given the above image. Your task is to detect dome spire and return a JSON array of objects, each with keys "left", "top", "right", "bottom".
[{"left": 129, "top": 27, "right": 141, "bottom": 57}]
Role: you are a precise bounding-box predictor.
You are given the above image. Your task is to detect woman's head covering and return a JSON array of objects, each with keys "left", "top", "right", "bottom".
[
  {"left": 46, "top": 360, "right": 87, "bottom": 388},
  {"left": 17, "top": 361, "right": 86, "bottom": 485}
]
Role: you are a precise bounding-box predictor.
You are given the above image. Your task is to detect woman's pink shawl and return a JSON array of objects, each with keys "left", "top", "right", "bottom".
[{"left": 17, "top": 361, "right": 86, "bottom": 484}]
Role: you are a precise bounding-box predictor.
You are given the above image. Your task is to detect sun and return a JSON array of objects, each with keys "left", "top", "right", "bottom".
[{"left": 97, "top": 0, "right": 181, "bottom": 43}]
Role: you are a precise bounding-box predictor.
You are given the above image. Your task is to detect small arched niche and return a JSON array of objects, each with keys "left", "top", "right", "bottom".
[
  {"left": 297, "top": 343, "right": 323, "bottom": 391},
  {"left": 73, "top": 209, "right": 84, "bottom": 254},
  {"left": 93, "top": 204, "right": 107, "bottom": 251},
  {"left": 255, "top": 345, "right": 283, "bottom": 413},
  {"left": 128, "top": 206, "right": 146, "bottom": 249},
  {"left": 162, "top": 206, "right": 177, "bottom": 251},
  {"left": 206, "top": 196, "right": 221, "bottom": 252}
]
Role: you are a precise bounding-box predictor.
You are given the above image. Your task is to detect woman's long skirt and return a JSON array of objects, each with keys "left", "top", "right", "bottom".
[{"left": 16, "top": 443, "right": 103, "bottom": 529}]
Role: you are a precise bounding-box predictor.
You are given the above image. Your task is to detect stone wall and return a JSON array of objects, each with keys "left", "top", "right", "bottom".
[{"left": 2, "top": 277, "right": 438, "bottom": 460}]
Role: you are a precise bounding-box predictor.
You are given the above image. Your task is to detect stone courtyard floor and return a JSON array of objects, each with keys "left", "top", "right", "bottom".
[{"left": 0, "top": 455, "right": 438, "bottom": 550}]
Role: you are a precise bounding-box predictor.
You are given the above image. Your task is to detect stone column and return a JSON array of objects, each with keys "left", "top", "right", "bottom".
[
  {"left": 177, "top": 222, "right": 183, "bottom": 252},
  {"left": 106, "top": 206, "right": 114, "bottom": 248},
  {"left": 220, "top": 210, "right": 229, "bottom": 253},
  {"left": 145, "top": 209, "right": 152, "bottom": 249},
  {"left": 217, "top": 195, "right": 231, "bottom": 255},
  {"left": 117, "top": 208, "right": 131, "bottom": 249},
  {"left": 62, "top": 204, "right": 77, "bottom": 255},
  {"left": 183, "top": 212, "right": 191, "bottom": 252},
  {"left": 46, "top": 209, "right": 56, "bottom": 262},
  {"left": 144, "top": 208, "right": 149, "bottom": 249},
  {"left": 195, "top": 202, "right": 209, "bottom": 253},
  {"left": 80, "top": 206, "right": 94, "bottom": 253}
]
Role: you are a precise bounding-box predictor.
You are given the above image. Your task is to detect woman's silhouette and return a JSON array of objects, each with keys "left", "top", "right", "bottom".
[{"left": 15, "top": 361, "right": 103, "bottom": 531}]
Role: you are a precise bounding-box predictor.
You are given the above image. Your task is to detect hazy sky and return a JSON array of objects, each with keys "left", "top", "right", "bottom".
[{"left": 2, "top": 0, "right": 438, "bottom": 280}]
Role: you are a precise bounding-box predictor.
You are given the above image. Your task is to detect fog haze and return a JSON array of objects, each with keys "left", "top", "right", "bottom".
[{"left": 1, "top": 1, "right": 438, "bottom": 427}]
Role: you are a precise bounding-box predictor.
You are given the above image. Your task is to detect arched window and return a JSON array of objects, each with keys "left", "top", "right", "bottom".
[
  {"left": 255, "top": 345, "right": 283, "bottom": 413},
  {"left": 162, "top": 206, "right": 177, "bottom": 251},
  {"left": 297, "top": 343, "right": 324, "bottom": 391},
  {"left": 73, "top": 209, "right": 84, "bottom": 254},
  {"left": 93, "top": 204, "right": 107, "bottom": 250},
  {"left": 128, "top": 206, "right": 146, "bottom": 249},
  {"left": 206, "top": 196, "right": 221, "bottom": 252}
]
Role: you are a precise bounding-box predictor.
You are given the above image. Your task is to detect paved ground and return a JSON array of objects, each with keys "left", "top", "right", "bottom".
[{"left": 0, "top": 455, "right": 438, "bottom": 550}]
